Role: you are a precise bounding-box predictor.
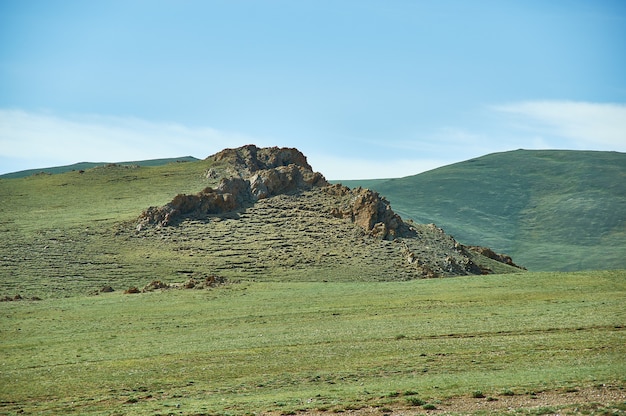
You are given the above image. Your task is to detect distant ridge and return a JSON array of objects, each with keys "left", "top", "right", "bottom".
[
  {"left": 345, "top": 149, "right": 626, "bottom": 272},
  {"left": 0, "top": 156, "right": 199, "bottom": 179}
]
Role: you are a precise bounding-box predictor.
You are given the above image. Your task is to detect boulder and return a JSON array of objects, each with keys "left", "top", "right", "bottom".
[
  {"left": 250, "top": 165, "right": 327, "bottom": 200},
  {"left": 325, "top": 185, "right": 413, "bottom": 240},
  {"left": 210, "top": 144, "right": 313, "bottom": 175}
]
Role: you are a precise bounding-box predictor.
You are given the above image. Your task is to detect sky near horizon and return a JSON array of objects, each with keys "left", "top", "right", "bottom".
[{"left": 1, "top": 1, "right": 625, "bottom": 179}]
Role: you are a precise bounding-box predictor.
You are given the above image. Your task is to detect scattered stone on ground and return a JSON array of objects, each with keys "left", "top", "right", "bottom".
[
  {"left": 0, "top": 294, "right": 42, "bottom": 302},
  {"left": 140, "top": 275, "right": 228, "bottom": 292},
  {"left": 270, "top": 385, "right": 626, "bottom": 416},
  {"left": 466, "top": 245, "right": 526, "bottom": 270}
]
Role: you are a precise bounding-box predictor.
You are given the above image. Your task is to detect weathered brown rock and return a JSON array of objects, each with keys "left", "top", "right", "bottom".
[
  {"left": 142, "top": 280, "right": 170, "bottom": 292},
  {"left": 210, "top": 144, "right": 313, "bottom": 175},
  {"left": 250, "top": 165, "right": 327, "bottom": 200},
  {"left": 138, "top": 146, "right": 328, "bottom": 227},
  {"left": 466, "top": 246, "right": 526, "bottom": 269},
  {"left": 325, "top": 185, "right": 413, "bottom": 240},
  {"left": 181, "top": 275, "right": 227, "bottom": 289}
]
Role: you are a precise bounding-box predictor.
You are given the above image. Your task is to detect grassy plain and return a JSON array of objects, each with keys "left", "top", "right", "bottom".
[{"left": 1, "top": 270, "right": 625, "bottom": 415}]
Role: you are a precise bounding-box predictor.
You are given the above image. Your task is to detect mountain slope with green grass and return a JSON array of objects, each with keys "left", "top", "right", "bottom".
[
  {"left": 342, "top": 150, "right": 626, "bottom": 272},
  {"left": 0, "top": 156, "right": 199, "bottom": 179}
]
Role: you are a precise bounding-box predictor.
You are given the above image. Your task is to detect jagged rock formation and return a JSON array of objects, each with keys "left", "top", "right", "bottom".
[
  {"left": 135, "top": 145, "right": 523, "bottom": 278},
  {"left": 138, "top": 145, "right": 414, "bottom": 241},
  {"left": 212, "top": 144, "right": 313, "bottom": 176},
  {"left": 138, "top": 145, "right": 327, "bottom": 228},
  {"left": 324, "top": 184, "right": 414, "bottom": 240},
  {"left": 138, "top": 177, "right": 250, "bottom": 228}
]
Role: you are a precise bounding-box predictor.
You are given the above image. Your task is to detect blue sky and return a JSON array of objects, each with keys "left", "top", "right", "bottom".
[{"left": 1, "top": 0, "right": 625, "bottom": 179}]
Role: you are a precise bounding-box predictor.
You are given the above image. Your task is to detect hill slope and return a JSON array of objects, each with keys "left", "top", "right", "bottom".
[
  {"left": 0, "top": 145, "right": 521, "bottom": 299},
  {"left": 0, "top": 156, "right": 199, "bottom": 179},
  {"left": 344, "top": 150, "right": 626, "bottom": 271}
]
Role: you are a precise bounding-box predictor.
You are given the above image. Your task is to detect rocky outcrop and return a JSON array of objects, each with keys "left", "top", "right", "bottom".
[
  {"left": 466, "top": 246, "right": 526, "bottom": 270},
  {"left": 211, "top": 144, "right": 313, "bottom": 176},
  {"left": 137, "top": 145, "right": 329, "bottom": 227},
  {"left": 249, "top": 164, "right": 327, "bottom": 200},
  {"left": 325, "top": 184, "right": 414, "bottom": 240},
  {"left": 137, "top": 177, "right": 249, "bottom": 228},
  {"left": 139, "top": 146, "right": 414, "bottom": 240},
  {"left": 133, "top": 145, "right": 524, "bottom": 277}
]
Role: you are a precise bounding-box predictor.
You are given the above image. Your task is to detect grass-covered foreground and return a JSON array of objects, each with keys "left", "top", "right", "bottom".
[{"left": 1, "top": 270, "right": 624, "bottom": 415}]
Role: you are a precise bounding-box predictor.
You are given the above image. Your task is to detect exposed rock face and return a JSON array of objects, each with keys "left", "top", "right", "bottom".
[
  {"left": 211, "top": 144, "right": 313, "bottom": 176},
  {"left": 138, "top": 178, "right": 249, "bottom": 228},
  {"left": 249, "top": 164, "right": 327, "bottom": 200},
  {"left": 138, "top": 146, "right": 409, "bottom": 240},
  {"left": 138, "top": 145, "right": 329, "bottom": 227},
  {"left": 325, "top": 184, "right": 413, "bottom": 240}
]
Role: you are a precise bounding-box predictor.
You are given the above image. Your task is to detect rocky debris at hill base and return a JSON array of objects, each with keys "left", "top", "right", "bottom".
[
  {"left": 466, "top": 246, "right": 526, "bottom": 270},
  {"left": 0, "top": 294, "right": 42, "bottom": 302},
  {"left": 141, "top": 276, "right": 228, "bottom": 292}
]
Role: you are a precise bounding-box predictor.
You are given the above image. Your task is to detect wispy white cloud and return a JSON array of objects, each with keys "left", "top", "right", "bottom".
[
  {"left": 3, "top": 101, "right": 624, "bottom": 179},
  {"left": 0, "top": 109, "right": 455, "bottom": 179},
  {"left": 0, "top": 109, "right": 260, "bottom": 173},
  {"left": 493, "top": 101, "right": 626, "bottom": 150}
]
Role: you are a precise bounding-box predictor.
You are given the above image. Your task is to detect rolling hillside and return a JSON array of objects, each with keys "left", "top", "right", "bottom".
[
  {"left": 343, "top": 150, "right": 626, "bottom": 272},
  {"left": 0, "top": 145, "right": 522, "bottom": 299},
  {"left": 0, "top": 156, "right": 199, "bottom": 179}
]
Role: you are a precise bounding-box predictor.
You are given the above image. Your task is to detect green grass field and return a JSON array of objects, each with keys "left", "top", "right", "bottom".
[
  {"left": 1, "top": 155, "right": 625, "bottom": 415},
  {"left": 1, "top": 270, "right": 625, "bottom": 415}
]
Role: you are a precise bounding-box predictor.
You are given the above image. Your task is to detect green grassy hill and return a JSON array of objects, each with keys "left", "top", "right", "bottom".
[
  {"left": 0, "top": 156, "right": 199, "bottom": 179},
  {"left": 342, "top": 150, "right": 626, "bottom": 272}
]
